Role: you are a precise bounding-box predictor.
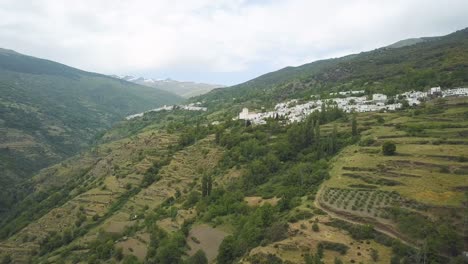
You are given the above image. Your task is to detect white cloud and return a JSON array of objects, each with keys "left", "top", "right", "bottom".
[{"left": 0, "top": 0, "right": 467, "bottom": 84}]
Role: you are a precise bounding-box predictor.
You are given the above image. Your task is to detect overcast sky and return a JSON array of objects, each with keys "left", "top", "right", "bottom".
[{"left": 1, "top": 0, "right": 467, "bottom": 85}]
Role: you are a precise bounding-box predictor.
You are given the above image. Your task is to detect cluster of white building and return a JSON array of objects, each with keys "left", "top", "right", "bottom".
[
  {"left": 442, "top": 87, "right": 468, "bottom": 97},
  {"left": 238, "top": 87, "right": 468, "bottom": 125},
  {"left": 329, "top": 90, "right": 365, "bottom": 96},
  {"left": 126, "top": 102, "right": 207, "bottom": 120}
]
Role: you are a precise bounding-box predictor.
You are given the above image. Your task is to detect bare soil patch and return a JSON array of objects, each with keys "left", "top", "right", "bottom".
[{"left": 187, "top": 224, "right": 229, "bottom": 262}]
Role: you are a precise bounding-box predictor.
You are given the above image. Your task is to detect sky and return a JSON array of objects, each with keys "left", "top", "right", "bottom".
[{"left": 1, "top": 0, "right": 468, "bottom": 86}]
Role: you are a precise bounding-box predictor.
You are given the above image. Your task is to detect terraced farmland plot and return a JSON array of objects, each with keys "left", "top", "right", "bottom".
[
  {"left": 318, "top": 97, "right": 468, "bottom": 248},
  {"left": 244, "top": 215, "right": 393, "bottom": 264},
  {"left": 0, "top": 131, "right": 178, "bottom": 261},
  {"left": 61, "top": 135, "right": 224, "bottom": 261}
]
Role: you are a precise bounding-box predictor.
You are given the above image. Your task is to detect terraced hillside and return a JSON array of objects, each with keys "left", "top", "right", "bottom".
[
  {"left": 0, "top": 127, "right": 227, "bottom": 262},
  {"left": 0, "top": 103, "right": 394, "bottom": 264},
  {"left": 0, "top": 129, "right": 178, "bottom": 261},
  {"left": 2, "top": 43, "right": 468, "bottom": 264},
  {"left": 1, "top": 97, "right": 466, "bottom": 263},
  {"left": 317, "top": 97, "right": 468, "bottom": 257},
  {"left": 0, "top": 48, "right": 182, "bottom": 216}
]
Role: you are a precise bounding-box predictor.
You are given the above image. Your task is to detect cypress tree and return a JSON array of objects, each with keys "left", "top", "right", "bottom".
[
  {"left": 305, "top": 116, "right": 315, "bottom": 147},
  {"left": 315, "top": 121, "right": 322, "bottom": 159},
  {"left": 331, "top": 124, "right": 337, "bottom": 154},
  {"left": 314, "top": 120, "right": 321, "bottom": 149}
]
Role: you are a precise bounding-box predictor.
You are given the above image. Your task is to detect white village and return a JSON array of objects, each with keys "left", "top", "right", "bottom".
[
  {"left": 126, "top": 87, "right": 468, "bottom": 124},
  {"left": 236, "top": 87, "right": 468, "bottom": 125},
  {"left": 126, "top": 103, "right": 207, "bottom": 120}
]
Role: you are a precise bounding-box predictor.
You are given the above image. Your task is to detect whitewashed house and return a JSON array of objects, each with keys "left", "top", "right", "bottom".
[
  {"left": 429, "top": 86, "right": 441, "bottom": 95},
  {"left": 372, "top": 94, "right": 388, "bottom": 103}
]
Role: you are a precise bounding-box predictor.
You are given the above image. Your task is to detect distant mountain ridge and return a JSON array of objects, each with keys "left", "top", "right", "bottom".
[
  {"left": 111, "top": 75, "right": 224, "bottom": 98},
  {"left": 385, "top": 37, "right": 437, "bottom": 49},
  {"left": 194, "top": 28, "right": 468, "bottom": 110}
]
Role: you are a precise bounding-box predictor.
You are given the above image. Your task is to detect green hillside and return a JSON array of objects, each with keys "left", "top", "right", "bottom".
[
  {"left": 196, "top": 28, "right": 468, "bottom": 110},
  {"left": 1, "top": 97, "right": 466, "bottom": 264},
  {"left": 0, "top": 49, "right": 183, "bottom": 215},
  {"left": 1, "top": 28, "right": 468, "bottom": 264}
]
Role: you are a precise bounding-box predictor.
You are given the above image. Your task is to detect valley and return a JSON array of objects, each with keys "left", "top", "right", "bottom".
[
  {"left": 0, "top": 26, "right": 467, "bottom": 264},
  {"left": 0, "top": 49, "right": 182, "bottom": 216}
]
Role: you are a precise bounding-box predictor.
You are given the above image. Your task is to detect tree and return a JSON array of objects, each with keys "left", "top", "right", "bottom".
[
  {"left": 113, "top": 247, "right": 124, "bottom": 261},
  {"left": 334, "top": 257, "right": 343, "bottom": 264},
  {"left": 122, "top": 255, "right": 140, "bottom": 264},
  {"left": 314, "top": 121, "right": 321, "bottom": 149},
  {"left": 1, "top": 255, "right": 12, "bottom": 264},
  {"left": 390, "top": 255, "right": 400, "bottom": 264},
  {"left": 186, "top": 250, "right": 208, "bottom": 264},
  {"left": 217, "top": 236, "right": 239, "bottom": 264},
  {"left": 201, "top": 175, "right": 212, "bottom": 197},
  {"left": 320, "top": 104, "right": 327, "bottom": 123},
  {"left": 317, "top": 243, "right": 324, "bottom": 259},
  {"left": 351, "top": 115, "right": 358, "bottom": 136},
  {"left": 305, "top": 116, "right": 315, "bottom": 147},
  {"left": 370, "top": 248, "right": 379, "bottom": 262},
  {"left": 155, "top": 234, "right": 184, "bottom": 264},
  {"left": 312, "top": 222, "right": 319, "bottom": 232},
  {"left": 328, "top": 124, "right": 338, "bottom": 155},
  {"left": 265, "top": 221, "right": 288, "bottom": 242},
  {"left": 382, "top": 141, "right": 396, "bottom": 155}
]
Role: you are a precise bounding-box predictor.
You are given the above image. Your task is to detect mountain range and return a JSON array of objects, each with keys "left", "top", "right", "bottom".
[
  {"left": 111, "top": 75, "right": 224, "bottom": 98},
  {"left": 195, "top": 28, "right": 468, "bottom": 112},
  {"left": 0, "top": 48, "right": 182, "bottom": 214},
  {"left": 0, "top": 28, "right": 467, "bottom": 264}
]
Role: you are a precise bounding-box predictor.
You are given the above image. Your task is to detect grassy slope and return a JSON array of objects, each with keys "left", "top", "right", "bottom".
[
  {"left": 0, "top": 48, "right": 183, "bottom": 214},
  {"left": 0, "top": 107, "right": 226, "bottom": 262},
  {"left": 2, "top": 99, "right": 466, "bottom": 263},
  {"left": 317, "top": 97, "right": 468, "bottom": 245},
  {"left": 1, "top": 29, "right": 468, "bottom": 263},
  {"left": 194, "top": 28, "right": 468, "bottom": 112}
]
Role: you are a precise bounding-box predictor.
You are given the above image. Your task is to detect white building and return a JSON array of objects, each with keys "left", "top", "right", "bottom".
[
  {"left": 429, "top": 86, "right": 441, "bottom": 95},
  {"left": 372, "top": 94, "right": 388, "bottom": 103},
  {"left": 239, "top": 108, "right": 250, "bottom": 120},
  {"left": 239, "top": 108, "right": 260, "bottom": 120},
  {"left": 443, "top": 88, "right": 468, "bottom": 97}
]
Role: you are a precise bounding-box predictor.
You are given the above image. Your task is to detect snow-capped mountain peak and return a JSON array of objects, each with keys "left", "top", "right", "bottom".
[{"left": 110, "top": 74, "right": 225, "bottom": 98}]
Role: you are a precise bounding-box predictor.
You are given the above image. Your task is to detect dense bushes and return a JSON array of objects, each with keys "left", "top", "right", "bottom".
[
  {"left": 382, "top": 141, "right": 396, "bottom": 155},
  {"left": 217, "top": 205, "right": 287, "bottom": 264},
  {"left": 389, "top": 207, "right": 463, "bottom": 258},
  {"left": 318, "top": 241, "right": 349, "bottom": 255}
]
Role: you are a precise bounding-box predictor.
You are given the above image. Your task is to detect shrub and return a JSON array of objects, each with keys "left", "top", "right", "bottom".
[
  {"left": 334, "top": 257, "right": 343, "bottom": 264},
  {"left": 186, "top": 250, "right": 208, "bottom": 264},
  {"left": 370, "top": 248, "right": 379, "bottom": 262},
  {"left": 382, "top": 141, "right": 396, "bottom": 156},
  {"left": 312, "top": 222, "right": 319, "bottom": 232},
  {"left": 1, "top": 255, "right": 12, "bottom": 264},
  {"left": 319, "top": 241, "right": 349, "bottom": 255},
  {"left": 359, "top": 137, "right": 375, "bottom": 147}
]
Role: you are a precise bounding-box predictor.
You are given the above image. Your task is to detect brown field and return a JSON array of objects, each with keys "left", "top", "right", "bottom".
[
  {"left": 245, "top": 215, "right": 392, "bottom": 264},
  {"left": 244, "top": 196, "right": 280, "bottom": 207},
  {"left": 187, "top": 224, "right": 229, "bottom": 262}
]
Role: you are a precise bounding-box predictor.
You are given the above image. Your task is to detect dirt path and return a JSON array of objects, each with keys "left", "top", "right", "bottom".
[{"left": 314, "top": 186, "right": 418, "bottom": 248}]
